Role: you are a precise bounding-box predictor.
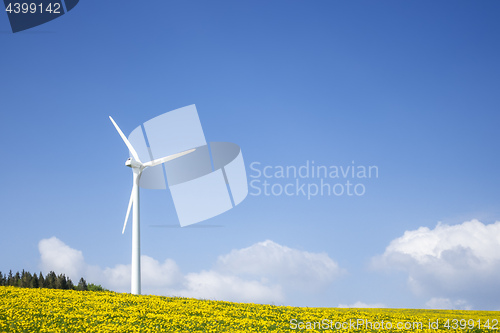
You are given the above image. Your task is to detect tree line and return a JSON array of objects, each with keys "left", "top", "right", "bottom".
[{"left": 0, "top": 270, "right": 107, "bottom": 291}]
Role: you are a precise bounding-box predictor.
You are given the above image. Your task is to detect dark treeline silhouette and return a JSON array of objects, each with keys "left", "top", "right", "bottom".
[{"left": 0, "top": 270, "right": 107, "bottom": 291}]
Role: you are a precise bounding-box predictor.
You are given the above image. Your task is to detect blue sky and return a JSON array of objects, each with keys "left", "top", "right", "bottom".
[{"left": 1, "top": 0, "right": 500, "bottom": 310}]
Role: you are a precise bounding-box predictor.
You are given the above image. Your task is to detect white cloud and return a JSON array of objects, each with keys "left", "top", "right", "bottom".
[
  {"left": 372, "top": 220, "right": 500, "bottom": 310},
  {"left": 338, "top": 301, "right": 386, "bottom": 308},
  {"left": 38, "top": 237, "right": 342, "bottom": 305},
  {"left": 425, "top": 298, "right": 471, "bottom": 310},
  {"left": 101, "top": 256, "right": 183, "bottom": 295},
  {"left": 216, "top": 240, "right": 344, "bottom": 292},
  {"left": 102, "top": 263, "right": 129, "bottom": 291},
  {"left": 38, "top": 237, "right": 86, "bottom": 280},
  {"left": 176, "top": 270, "right": 284, "bottom": 304}
]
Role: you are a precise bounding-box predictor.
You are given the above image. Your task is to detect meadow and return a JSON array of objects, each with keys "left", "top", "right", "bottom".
[{"left": 1, "top": 285, "right": 499, "bottom": 332}]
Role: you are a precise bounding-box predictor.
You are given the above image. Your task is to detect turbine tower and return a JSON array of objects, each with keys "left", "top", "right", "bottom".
[{"left": 109, "top": 116, "right": 194, "bottom": 294}]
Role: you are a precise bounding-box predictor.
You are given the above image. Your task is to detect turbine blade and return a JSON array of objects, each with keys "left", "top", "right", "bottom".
[
  {"left": 109, "top": 116, "right": 142, "bottom": 163},
  {"left": 143, "top": 148, "right": 196, "bottom": 168},
  {"left": 122, "top": 184, "right": 135, "bottom": 234}
]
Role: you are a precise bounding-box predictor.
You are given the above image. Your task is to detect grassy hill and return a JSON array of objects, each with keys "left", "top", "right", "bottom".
[{"left": 1, "top": 286, "right": 499, "bottom": 332}]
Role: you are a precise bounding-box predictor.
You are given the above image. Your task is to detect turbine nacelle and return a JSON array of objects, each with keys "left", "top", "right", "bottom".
[{"left": 125, "top": 157, "right": 143, "bottom": 169}]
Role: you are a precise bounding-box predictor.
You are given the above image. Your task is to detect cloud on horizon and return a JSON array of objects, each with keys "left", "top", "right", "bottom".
[
  {"left": 371, "top": 219, "right": 500, "bottom": 310},
  {"left": 38, "top": 237, "right": 343, "bottom": 305},
  {"left": 337, "top": 301, "right": 386, "bottom": 308},
  {"left": 425, "top": 297, "right": 472, "bottom": 310}
]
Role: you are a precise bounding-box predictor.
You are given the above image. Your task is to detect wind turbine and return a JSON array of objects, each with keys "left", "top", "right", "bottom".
[{"left": 109, "top": 116, "right": 195, "bottom": 295}]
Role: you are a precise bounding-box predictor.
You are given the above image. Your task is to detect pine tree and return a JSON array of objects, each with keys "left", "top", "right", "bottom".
[
  {"left": 1, "top": 272, "right": 6, "bottom": 286},
  {"left": 20, "top": 270, "right": 32, "bottom": 288},
  {"left": 56, "top": 274, "right": 68, "bottom": 290},
  {"left": 77, "top": 277, "right": 87, "bottom": 291},
  {"left": 7, "top": 270, "right": 13, "bottom": 286},
  {"left": 31, "top": 273, "right": 39, "bottom": 288},
  {"left": 14, "top": 271, "right": 21, "bottom": 287},
  {"left": 38, "top": 272, "right": 45, "bottom": 288},
  {"left": 0, "top": 272, "right": 4, "bottom": 286},
  {"left": 67, "top": 278, "right": 74, "bottom": 290},
  {"left": 20, "top": 269, "right": 26, "bottom": 287},
  {"left": 46, "top": 271, "right": 57, "bottom": 289}
]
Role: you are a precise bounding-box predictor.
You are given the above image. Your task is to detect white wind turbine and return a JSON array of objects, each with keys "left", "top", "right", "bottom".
[{"left": 109, "top": 116, "right": 195, "bottom": 295}]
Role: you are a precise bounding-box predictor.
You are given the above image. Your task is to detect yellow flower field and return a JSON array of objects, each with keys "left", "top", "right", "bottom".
[{"left": 0, "top": 286, "right": 499, "bottom": 332}]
